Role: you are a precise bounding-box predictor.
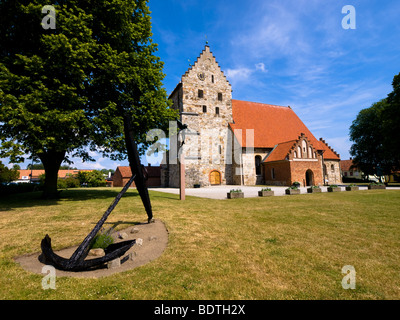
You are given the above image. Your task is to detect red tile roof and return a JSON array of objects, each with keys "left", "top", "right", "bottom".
[
  {"left": 264, "top": 140, "right": 297, "bottom": 163},
  {"left": 18, "top": 169, "right": 92, "bottom": 180},
  {"left": 116, "top": 166, "right": 161, "bottom": 178},
  {"left": 340, "top": 159, "right": 358, "bottom": 171},
  {"left": 230, "top": 99, "right": 340, "bottom": 160}
]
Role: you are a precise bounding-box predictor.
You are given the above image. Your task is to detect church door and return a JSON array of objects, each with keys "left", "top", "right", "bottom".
[
  {"left": 210, "top": 170, "right": 221, "bottom": 185},
  {"left": 305, "top": 170, "right": 314, "bottom": 186}
]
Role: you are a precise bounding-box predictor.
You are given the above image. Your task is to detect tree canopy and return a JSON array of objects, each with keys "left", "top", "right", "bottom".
[
  {"left": 349, "top": 72, "right": 400, "bottom": 177},
  {"left": 0, "top": 161, "right": 19, "bottom": 183},
  {"left": 0, "top": 0, "right": 177, "bottom": 198}
]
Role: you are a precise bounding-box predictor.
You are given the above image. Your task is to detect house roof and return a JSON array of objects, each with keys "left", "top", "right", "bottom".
[
  {"left": 18, "top": 169, "right": 92, "bottom": 180},
  {"left": 264, "top": 140, "right": 297, "bottom": 163},
  {"left": 230, "top": 99, "right": 340, "bottom": 160},
  {"left": 340, "top": 159, "right": 358, "bottom": 171},
  {"left": 116, "top": 166, "right": 161, "bottom": 178}
]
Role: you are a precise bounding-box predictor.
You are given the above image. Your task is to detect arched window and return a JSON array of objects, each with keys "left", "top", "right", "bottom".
[
  {"left": 297, "top": 146, "right": 302, "bottom": 158},
  {"left": 302, "top": 140, "right": 307, "bottom": 157},
  {"left": 309, "top": 146, "right": 313, "bottom": 158},
  {"left": 294, "top": 151, "right": 298, "bottom": 158},
  {"left": 331, "top": 164, "right": 335, "bottom": 172},
  {"left": 255, "top": 156, "right": 262, "bottom": 175}
]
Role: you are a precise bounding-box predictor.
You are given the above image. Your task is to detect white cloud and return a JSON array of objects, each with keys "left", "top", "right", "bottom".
[
  {"left": 255, "top": 62, "right": 267, "bottom": 73},
  {"left": 225, "top": 67, "right": 253, "bottom": 84}
]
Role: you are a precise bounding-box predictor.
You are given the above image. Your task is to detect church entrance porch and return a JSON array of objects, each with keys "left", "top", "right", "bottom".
[{"left": 305, "top": 169, "right": 314, "bottom": 186}]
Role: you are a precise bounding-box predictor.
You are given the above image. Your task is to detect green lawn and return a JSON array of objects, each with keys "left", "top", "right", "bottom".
[{"left": 0, "top": 188, "right": 399, "bottom": 300}]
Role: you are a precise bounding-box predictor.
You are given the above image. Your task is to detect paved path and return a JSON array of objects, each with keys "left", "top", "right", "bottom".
[{"left": 149, "top": 185, "right": 397, "bottom": 200}]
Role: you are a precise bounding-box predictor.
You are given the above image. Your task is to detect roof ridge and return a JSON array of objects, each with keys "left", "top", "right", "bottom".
[
  {"left": 232, "top": 99, "right": 289, "bottom": 109},
  {"left": 319, "top": 138, "right": 340, "bottom": 158}
]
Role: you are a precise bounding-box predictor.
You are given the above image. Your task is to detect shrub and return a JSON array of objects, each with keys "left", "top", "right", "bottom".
[
  {"left": 90, "top": 228, "right": 114, "bottom": 250},
  {"left": 57, "top": 179, "right": 67, "bottom": 189},
  {"left": 64, "top": 177, "right": 80, "bottom": 188},
  {"left": 77, "top": 170, "right": 106, "bottom": 187},
  {"left": 292, "top": 181, "right": 301, "bottom": 188},
  {"left": 329, "top": 184, "right": 338, "bottom": 188},
  {"left": 0, "top": 183, "right": 40, "bottom": 196},
  {"left": 369, "top": 182, "right": 385, "bottom": 186},
  {"left": 261, "top": 187, "right": 272, "bottom": 191},
  {"left": 229, "top": 189, "right": 242, "bottom": 193}
]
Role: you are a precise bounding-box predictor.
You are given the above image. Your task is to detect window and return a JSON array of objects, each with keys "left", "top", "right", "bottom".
[
  {"left": 294, "top": 151, "right": 297, "bottom": 158},
  {"left": 255, "top": 156, "right": 262, "bottom": 175},
  {"left": 218, "top": 93, "right": 223, "bottom": 101},
  {"left": 215, "top": 107, "right": 219, "bottom": 115},
  {"left": 302, "top": 140, "right": 307, "bottom": 154},
  {"left": 297, "top": 146, "right": 302, "bottom": 158},
  {"left": 331, "top": 164, "right": 335, "bottom": 172},
  {"left": 271, "top": 168, "right": 275, "bottom": 179},
  {"left": 202, "top": 105, "right": 207, "bottom": 113},
  {"left": 211, "top": 75, "right": 214, "bottom": 83},
  {"left": 198, "top": 89, "right": 204, "bottom": 98},
  {"left": 218, "top": 145, "right": 222, "bottom": 154}
]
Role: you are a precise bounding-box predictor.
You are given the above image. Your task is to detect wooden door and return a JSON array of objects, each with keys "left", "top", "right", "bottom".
[{"left": 210, "top": 170, "right": 221, "bottom": 185}]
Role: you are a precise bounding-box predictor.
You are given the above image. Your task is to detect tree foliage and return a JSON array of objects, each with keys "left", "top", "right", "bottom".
[
  {"left": 0, "top": 160, "right": 19, "bottom": 183},
  {"left": 349, "top": 72, "right": 400, "bottom": 176},
  {"left": 0, "top": 0, "right": 178, "bottom": 198}
]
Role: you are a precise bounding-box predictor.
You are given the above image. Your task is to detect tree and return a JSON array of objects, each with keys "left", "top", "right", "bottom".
[
  {"left": 384, "top": 72, "right": 400, "bottom": 169},
  {"left": 77, "top": 170, "right": 106, "bottom": 187},
  {"left": 349, "top": 72, "right": 400, "bottom": 179},
  {"left": 0, "top": 0, "right": 177, "bottom": 198},
  {"left": 0, "top": 161, "right": 19, "bottom": 183}
]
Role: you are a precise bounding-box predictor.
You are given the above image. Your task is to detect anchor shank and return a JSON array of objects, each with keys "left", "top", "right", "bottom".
[{"left": 67, "top": 174, "right": 136, "bottom": 264}]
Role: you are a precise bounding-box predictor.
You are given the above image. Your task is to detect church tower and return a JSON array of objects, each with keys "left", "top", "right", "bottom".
[{"left": 167, "top": 45, "right": 234, "bottom": 187}]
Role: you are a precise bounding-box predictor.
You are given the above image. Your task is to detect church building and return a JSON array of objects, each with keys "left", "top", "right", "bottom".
[{"left": 161, "top": 46, "right": 341, "bottom": 187}]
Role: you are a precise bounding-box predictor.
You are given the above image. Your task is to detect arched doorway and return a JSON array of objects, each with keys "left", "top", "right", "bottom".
[
  {"left": 209, "top": 170, "right": 221, "bottom": 185},
  {"left": 305, "top": 169, "right": 314, "bottom": 186}
]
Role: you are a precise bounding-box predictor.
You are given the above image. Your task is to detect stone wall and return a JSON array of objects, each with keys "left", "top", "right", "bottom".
[{"left": 324, "top": 160, "right": 342, "bottom": 185}]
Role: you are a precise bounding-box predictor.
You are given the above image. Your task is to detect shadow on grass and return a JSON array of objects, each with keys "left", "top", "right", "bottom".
[{"left": 0, "top": 187, "right": 140, "bottom": 211}]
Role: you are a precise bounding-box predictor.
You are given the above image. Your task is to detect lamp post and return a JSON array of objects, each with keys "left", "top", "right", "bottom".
[{"left": 177, "top": 120, "right": 188, "bottom": 201}]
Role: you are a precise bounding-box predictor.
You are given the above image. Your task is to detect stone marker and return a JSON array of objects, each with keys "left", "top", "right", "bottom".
[
  {"left": 131, "top": 227, "right": 140, "bottom": 234},
  {"left": 88, "top": 248, "right": 105, "bottom": 257},
  {"left": 118, "top": 232, "right": 129, "bottom": 239},
  {"left": 107, "top": 257, "right": 121, "bottom": 269}
]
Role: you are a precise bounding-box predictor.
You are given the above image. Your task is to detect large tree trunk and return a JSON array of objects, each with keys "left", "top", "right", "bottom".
[{"left": 38, "top": 150, "right": 66, "bottom": 199}]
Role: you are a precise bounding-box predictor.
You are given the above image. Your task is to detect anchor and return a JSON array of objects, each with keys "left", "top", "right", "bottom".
[{"left": 40, "top": 114, "right": 153, "bottom": 271}]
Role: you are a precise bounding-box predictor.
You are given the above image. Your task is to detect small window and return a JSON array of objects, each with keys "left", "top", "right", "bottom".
[
  {"left": 271, "top": 168, "right": 275, "bottom": 179},
  {"left": 215, "top": 107, "right": 219, "bottom": 115},
  {"left": 211, "top": 75, "right": 214, "bottom": 83},
  {"left": 255, "top": 156, "right": 262, "bottom": 175},
  {"left": 331, "top": 164, "right": 335, "bottom": 172},
  {"left": 202, "top": 105, "right": 207, "bottom": 113},
  {"left": 198, "top": 89, "right": 204, "bottom": 98},
  {"left": 218, "top": 93, "right": 223, "bottom": 101},
  {"left": 218, "top": 145, "right": 222, "bottom": 154}
]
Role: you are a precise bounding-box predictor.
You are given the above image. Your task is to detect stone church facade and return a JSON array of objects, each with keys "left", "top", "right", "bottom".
[{"left": 161, "top": 46, "right": 341, "bottom": 187}]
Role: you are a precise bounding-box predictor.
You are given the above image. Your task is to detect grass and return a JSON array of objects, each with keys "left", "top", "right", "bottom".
[{"left": 0, "top": 188, "right": 399, "bottom": 300}]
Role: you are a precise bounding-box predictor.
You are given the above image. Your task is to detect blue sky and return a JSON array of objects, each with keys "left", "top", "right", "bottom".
[{"left": 3, "top": 0, "right": 400, "bottom": 169}]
